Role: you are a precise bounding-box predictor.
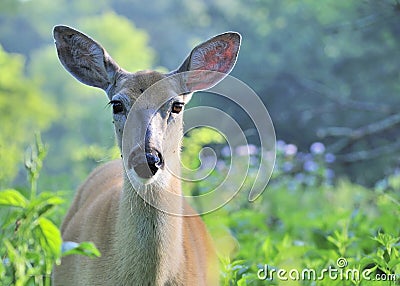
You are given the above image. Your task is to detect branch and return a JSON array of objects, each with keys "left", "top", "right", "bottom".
[
  {"left": 319, "top": 113, "right": 400, "bottom": 155},
  {"left": 336, "top": 140, "right": 400, "bottom": 162},
  {"left": 319, "top": 113, "right": 400, "bottom": 140},
  {"left": 299, "top": 78, "right": 393, "bottom": 114}
]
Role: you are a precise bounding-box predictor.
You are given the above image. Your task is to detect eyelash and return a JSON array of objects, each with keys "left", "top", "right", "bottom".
[{"left": 109, "top": 100, "right": 124, "bottom": 114}]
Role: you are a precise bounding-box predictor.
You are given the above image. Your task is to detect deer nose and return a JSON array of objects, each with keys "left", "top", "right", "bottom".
[{"left": 133, "top": 150, "right": 163, "bottom": 179}]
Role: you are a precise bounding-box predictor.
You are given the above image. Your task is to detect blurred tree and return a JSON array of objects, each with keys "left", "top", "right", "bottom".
[
  {"left": 0, "top": 0, "right": 19, "bottom": 13},
  {"left": 0, "top": 0, "right": 110, "bottom": 56},
  {"left": 79, "top": 12, "right": 155, "bottom": 71},
  {"left": 0, "top": 46, "right": 56, "bottom": 187}
]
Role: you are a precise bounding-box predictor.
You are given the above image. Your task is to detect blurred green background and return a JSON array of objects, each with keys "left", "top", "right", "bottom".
[
  {"left": 0, "top": 1, "right": 399, "bottom": 285},
  {"left": 1, "top": 0, "right": 400, "bottom": 189}
]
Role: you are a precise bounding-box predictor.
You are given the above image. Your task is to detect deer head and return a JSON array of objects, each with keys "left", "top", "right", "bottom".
[{"left": 53, "top": 26, "right": 241, "bottom": 185}]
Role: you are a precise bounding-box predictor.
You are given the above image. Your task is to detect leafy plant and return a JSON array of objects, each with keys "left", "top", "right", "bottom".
[
  {"left": 194, "top": 139, "right": 400, "bottom": 285},
  {"left": 0, "top": 135, "right": 100, "bottom": 286}
]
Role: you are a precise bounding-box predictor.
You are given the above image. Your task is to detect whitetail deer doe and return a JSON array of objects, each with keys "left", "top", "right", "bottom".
[{"left": 52, "top": 26, "right": 240, "bottom": 285}]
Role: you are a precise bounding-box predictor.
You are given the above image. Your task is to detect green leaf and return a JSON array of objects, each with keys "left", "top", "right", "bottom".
[
  {"left": 0, "top": 189, "right": 28, "bottom": 208},
  {"left": 29, "top": 193, "right": 65, "bottom": 218},
  {"left": 36, "top": 204, "right": 56, "bottom": 217},
  {"left": 37, "top": 217, "right": 62, "bottom": 257},
  {"left": 359, "top": 256, "right": 376, "bottom": 268},
  {"left": 3, "top": 239, "right": 17, "bottom": 263},
  {"left": 237, "top": 276, "right": 249, "bottom": 286},
  {"left": 37, "top": 192, "right": 65, "bottom": 205},
  {"left": 388, "top": 258, "right": 400, "bottom": 269},
  {"left": 0, "top": 257, "right": 5, "bottom": 281},
  {"left": 62, "top": 241, "right": 101, "bottom": 258}
]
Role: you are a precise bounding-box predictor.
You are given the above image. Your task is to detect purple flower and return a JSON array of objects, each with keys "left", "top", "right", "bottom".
[
  {"left": 276, "top": 140, "right": 286, "bottom": 151},
  {"left": 235, "top": 145, "right": 257, "bottom": 156},
  {"left": 295, "top": 173, "right": 305, "bottom": 182},
  {"left": 310, "top": 142, "right": 325, "bottom": 155},
  {"left": 216, "top": 161, "right": 226, "bottom": 171},
  {"left": 247, "top": 144, "right": 259, "bottom": 155},
  {"left": 325, "top": 153, "right": 336, "bottom": 163},
  {"left": 283, "top": 162, "right": 294, "bottom": 172},
  {"left": 221, "top": 146, "right": 231, "bottom": 157},
  {"left": 303, "top": 160, "right": 318, "bottom": 172},
  {"left": 284, "top": 144, "right": 298, "bottom": 156}
]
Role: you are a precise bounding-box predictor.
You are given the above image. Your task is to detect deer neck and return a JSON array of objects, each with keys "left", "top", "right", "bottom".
[{"left": 113, "top": 173, "right": 184, "bottom": 285}]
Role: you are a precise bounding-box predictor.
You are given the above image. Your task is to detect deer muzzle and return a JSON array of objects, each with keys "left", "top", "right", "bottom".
[
  {"left": 128, "top": 147, "right": 164, "bottom": 179},
  {"left": 137, "top": 150, "right": 163, "bottom": 179}
]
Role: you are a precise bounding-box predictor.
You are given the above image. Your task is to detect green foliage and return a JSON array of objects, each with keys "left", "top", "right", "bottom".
[
  {"left": 200, "top": 152, "right": 400, "bottom": 285},
  {"left": 182, "top": 127, "right": 225, "bottom": 170},
  {"left": 209, "top": 181, "right": 400, "bottom": 285},
  {"left": 181, "top": 130, "right": 399, "bottom": 285},
  {"left": 0, "top": 135, "right": 100, "bottom": 285},
  {"left": 0, "top": 0, "right": 19, "bottom": 13},
  {"left": 0, "top": 189, "right": 28, "bottom": 208},
  {"left": 79, "top": 12, "right": 155, "bottom": 72},
  {"left": 220, "top": 258, "right": 249, "bottom": 286}
]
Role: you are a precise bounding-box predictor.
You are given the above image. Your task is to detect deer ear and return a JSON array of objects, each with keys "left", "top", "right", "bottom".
[
  {"left": 53, "top": 25, "right": 120, "bottom": 92},
  {"left": 172, "top": 32, "right": 241, "bottom": 91}
]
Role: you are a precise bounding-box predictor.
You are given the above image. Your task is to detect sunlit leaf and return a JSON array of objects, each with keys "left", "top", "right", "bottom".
[
  {"left": 38, "top": 217, "right": 62, "bottom": 257},
  {"left": 0, "top": 189, "right": 28, "bottom": 208},
  {"left": 37, "top": 192, "right": 65, "bottom": 205},
  {"left": 388, "top": 258, "right": 400, "bottom": 270}
]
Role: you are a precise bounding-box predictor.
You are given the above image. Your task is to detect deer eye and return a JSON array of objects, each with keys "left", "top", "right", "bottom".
[
  {"left": 172, "top": 102, "right": 184, "bottom": 114},
  {"left": 110, "top": 100, "right": 124, "bottom": 114}
]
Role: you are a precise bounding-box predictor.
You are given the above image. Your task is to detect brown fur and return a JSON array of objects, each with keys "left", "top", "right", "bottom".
[{"left": 54, "top": 160, "right": 218, "bottom": 285}]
